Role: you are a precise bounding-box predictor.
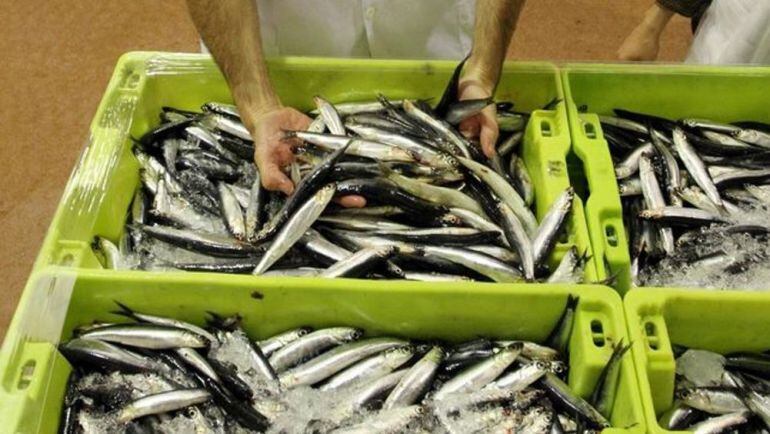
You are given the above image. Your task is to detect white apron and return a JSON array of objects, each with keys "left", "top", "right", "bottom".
[
  {"left": 686, "top": 0, "right": 770, "bottom": 65},
  {"left": 202, "top": 0, "right": 475, "bottom": 59}
]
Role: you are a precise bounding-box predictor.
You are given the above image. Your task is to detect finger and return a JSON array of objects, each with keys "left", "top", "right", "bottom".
[
  {"left": 459, "top": 117, "right": 481, "bottom": 139},
  {"left": 261, "top": 162, "right": 295, "bottom": 195},
  {"left": 273, "top": 143, "right": 296, "bottom": 166},
  {"left": 479, "top": 112, "right": 500, "bottom": 158},
  {"left": 335, "top": 195, "right": 367, "bottom": 208}
]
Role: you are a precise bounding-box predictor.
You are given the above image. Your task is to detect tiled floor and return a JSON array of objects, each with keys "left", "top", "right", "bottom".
[{"left": 0, "top": 0, "right": 692, "bottom": 340}]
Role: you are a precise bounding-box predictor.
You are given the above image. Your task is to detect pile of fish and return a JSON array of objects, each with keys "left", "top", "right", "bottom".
[
  {"left": 659, "top": 347, "right": 770, "bottom": 432},
  {"left": 58, "top": 297, "right": 629, "bottom": 433},
  {"left": 92, "top": 59, "right": 587, "bottom": 283},
  {"left": 599, "top": 110, "right": 770, "bottom": 288}
]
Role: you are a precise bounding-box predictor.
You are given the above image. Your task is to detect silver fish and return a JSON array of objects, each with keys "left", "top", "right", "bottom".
[
  {"left": 80, "top": 324, "right": 209, "bottom": 349},
  {"left": 218, "top": 183, "right": 246, "bottom": 240},
  {"left": 117, "top": 388, "right": 211, "bottom": 423},
  {"left": 59, "top": 338, "right": 167, "bottom": 372},
  {"left": 244, "top": 172, "right": 264, "bottom": 242},
  {"left": 253, "top": 184, "right": 336, "bottom": 274},
  {"left": 268, "top": 327, "right": 362, "bottom": 373},
  {"left": 639, "top": 153, "right": 675, "bottom": 255},
  {"left": 614, "top": 143, "right": 652, "bottom": 179},
  {"left": 689, "top": 411, "right": 750, "bottom": 434},
  {"left": 291, "top": 131, "right": 416, "bottom": 162},
  {"left": 151, "top": 180, "right": 227, "bottom": 234},
  {"left": 493, "top": 361, "right": 549, "bottom": 391},
  {"left": 320, "top": 346, "right": 414, "bottom": 391},
  {"left": 433, "top": 343, "right": 522, "bottom": 400},
  {"left": 314, "top": 95, "right": 345, "bottom": 135},
  {"left": 384, "top": 168, "right": 485, "bottom": 215},
  {"left": 458, "top": 156, "right": 538, "bottom": 236},
  {"left": 418, "top": 245, "right": 524, "bottom": 283},
  {"left": 498, "top": 131, "right": 524, "bottom": 157},
  {"left": 383, "top": 346, "right": 444, "bottom": 409},
  {"left": 280, "top": 337, "right": 407, "bottom": 388},
  {"left": 533, "top": 187, "right": 574, "bottom": 265},
  {"left": 672, "top": 128, "right": 724, "bottom": 211},
  {"left": 497, "top": 202, "right": 535, "bottom": 280},
  {"left": 320, "top": 245, "right": 398, "bottom": 278},
  {"left": 255, "top": 329, "right": 310, "bottom": 360},
  {"left": 638, "top": 207, "right": 728, "bottom": 226},
  {"left": 403, "top": 99, "right": 471, "bottom": 158},
  {"left": 734, "top": 128, "right": 770, "bottom": 149}
]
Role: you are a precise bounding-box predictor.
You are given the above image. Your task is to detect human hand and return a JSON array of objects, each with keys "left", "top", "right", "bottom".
[
  {"left": 246, "top": 105, "right": 365, "bottom": 207},
  {"left": 618, "top": 22, "right": 662, "bottom": 61},
  {"left": 457, "top": 78, "right": 498, "bottom": 158}
]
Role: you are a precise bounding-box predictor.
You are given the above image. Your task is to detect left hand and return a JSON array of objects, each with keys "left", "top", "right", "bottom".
[{"left": 457, "top": 78, "right": 498, "bottom": 158}]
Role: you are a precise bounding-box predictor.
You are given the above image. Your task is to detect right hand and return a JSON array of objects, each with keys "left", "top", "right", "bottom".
[
  {"left": 247, "top": 106, "right": 366, "bottom": 207},
  {"left": 617, "top": 23, "right": 661, "bottom": 61}
]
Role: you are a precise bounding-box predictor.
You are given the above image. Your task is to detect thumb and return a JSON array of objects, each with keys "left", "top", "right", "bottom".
[
  {"left": 261, "top": 162, "right": 295, "bottom": 195},
  {"left": 479, "top": 114, "right": 499, "bottom": 158}
]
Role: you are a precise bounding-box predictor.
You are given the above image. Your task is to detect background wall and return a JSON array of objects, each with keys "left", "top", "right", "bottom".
[{"left": 0, "top": 0, "right": 692, "bottom": 339}]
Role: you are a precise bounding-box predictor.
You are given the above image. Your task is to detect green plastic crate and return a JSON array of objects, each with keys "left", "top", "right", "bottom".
[
  {"left": 625, "top": 288, "right": 770, "bottom": 433},
  {"left": 0, "top": 269, "right": 642, "bottom": 432},
  {"left": 562, "top": 63, "right": 770, "bottom": 294},
  {"left": 32, "top": 52, "right": 596, "bottom": 281}
]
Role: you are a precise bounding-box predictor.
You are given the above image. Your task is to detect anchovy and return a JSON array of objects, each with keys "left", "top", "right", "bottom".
[
  {"left": 258, "top": 327, "right": 312, "bottom": 357},
  {"left": 244, "top": 172, "right": 264, "bottom": 242},
  {"left": 403, "top": 99, "right": 471, "bottom": 158},
  {"left": 458, "top": 156, "right": 538, "bottom": 236},
  {"left": 492, "top": 360, "right": 549, "bottom": 391},
  {"left": 201, "top": 113, "right": 252, "bottom": 141},
  {"left": 257, "top": 143, "right": 350, "bottom": 241},
  {"left": 681, "top": 118, "right": 742, "bottom": 134},
  {"left": 279, "top": 338, "right": 407, "bottom": 388},
  {"left": 734, "top": 128, "right": 770, "bottom": 149},
  {"left": 688, "top": 411, "right": 750, "bottom": 434},
  {"left": 447, "top": 207, "right": 504, "bottom": 239},
  {"left": 402, "top": 271, "right": 473, "bottom": 282},
  {"left": 511, "top": 156, "right": 535, "bottom": 206},
  {"left": 345, "top": 369, "right": 408, "bottom": 411},
  {"left": 253, "top": 184, "right": 336, "bottom": 274},
  {"left": 547, "top": 247, "right": 585, "bottom": 284},
  {"left": 175, "top": 347, "right": 221, "bottom": 383},
  {"left": 678, "top": 387, "right": 747, "bottom": 414},
  {"left": 59, "top": 338, "right": 167, "bottom": 373},
  {"left": 345, "top": 122, "right": 453, "bottom": 168},
  {"left": 614, "top": 143, "right": 653, "bottom": 179},
  {"left": 543, "top": 295, "right": 579, "bottom": 355},
  {"left": 93, "top": 236, "right": 127, "bottom": 270},
  {"left": 383, "top": 346, "right": 444, "bottom": 408},
  {"left": 418, "top": 245, "right": 524, "bottom": 282},
  {"left": 498, "top": 131, "right": 524, "bottom": 157},
  {"left": 672, "top": 128, "right": 725, "bottom": 211},
  {"left": 317, "top": 215, "right": 412, "bottom": 231},
  {"left": 639, "top": 153, "right": 675, "bottom": 255},
  {"left": 590, "top": 340, "right": 632, "bottom": 418},
  {"left": 320, "top": 245, "right": 398, "bottom": 278},
  {"left": 217, "top": 183, "right": 246, "bottom": 240},
  {"left": 445, "top": 97, "right": 494, "bottom": 124},
  {"left": 713, "top": 168, "right": 770, "bottom": 187},
  {"left": 111, "top": 302, "right": 217, "bottom": 343},
  {"left": 186, "top": 125, "right": 241, "bottom": 164},
  {"left": 117, "top": 388, "right": 211, "bottom": 423},
  {"left": 383, "top": 167, "right": 485, "bottom": 215},
  {"left": 311, "top": 100, "right": 402, "bottom": 117},
  {"left": 320, "top": 346, "right": 414, "bottom": 391},
  {"left": 496, "top": 202, "right": 535, "bottom": 280},
  {"left": 599, "top": 115, "right": 647, "bottom": 134},
  {"left": 335, "top": 178, "right": 448, "bottom": 216},
  {"left": 80, "top": 324, "right": 209, "bottom": 349},
  {"left": 202, "top": 102, "right": 240, "bottom": 119},
  {"left": 649, "top": 125, "right": 683, "bottom": 206},
  {"left": 268, "top": 327, "right": 362, "bottom": 373},
  {"left": 314, "top": 96, "right": 345, "bottom": 135},
  {"left": 151, "top": 180, "right": 227, "bottom": 234},
  {"left": 638, "top": 207, "right": 728, "bottom": 226},
  {"left": 533, "top": 187, "right": 574, "bottom": 266},
  {"left": 433, "top": 343, "right": 522, "bottom": 400},
  {"left": 290, "top": 131, "right": 415, "bottom": 162},
  {"left": 540, "top": 372, "right": 610, "bottom": 429},
  {"left": 371, "top": 227, "right": 500, "bottom": 246},
  {"left": 140, "top": 224, "right": 259, "bottom": 257},
  {"left": 299, "top": 228, "right": 352, "bottom": 265}
]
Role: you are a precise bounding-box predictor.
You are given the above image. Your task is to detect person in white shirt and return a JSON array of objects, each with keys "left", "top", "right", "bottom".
[{"left": 187, "top": 0, "right": 525, "bottom": 207}]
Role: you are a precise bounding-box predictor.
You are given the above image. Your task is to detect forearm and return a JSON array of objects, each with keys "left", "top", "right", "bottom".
[
  {"left": 466, "top": 0, "right": 526, "bottom": 91},
  {"left": 186, "top": 0, "right": 279, "bottom": 123},
  {"left": 640, "top": 2, "right": 676, "bottom": 36}
]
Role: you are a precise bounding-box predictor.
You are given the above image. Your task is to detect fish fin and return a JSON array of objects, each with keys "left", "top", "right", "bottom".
[
  {"left": 110, "top": 301, "right": 138, "bottom": 320},
  {"left": 541, "top": 98, "right": 563, "bottom": 111},
  {"left": 434, "top": 54, "right": 470, "bottom": 117}
]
